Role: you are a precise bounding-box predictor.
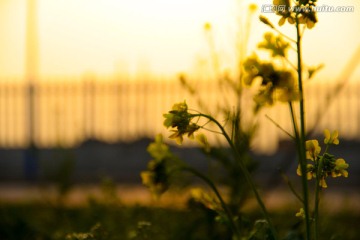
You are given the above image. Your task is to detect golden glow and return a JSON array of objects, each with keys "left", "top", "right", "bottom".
[
  {"left": 0, "top": 0, "right": 26, "bottom": 78},
  {"left": 37, "top": 0, "right": 234, "bottom": 77},
  {"left": 0, "top": 0, "right": 359, "bottom": 80},
  {"left": 0, "top": 0, "right": 359, "bottom": 150}
]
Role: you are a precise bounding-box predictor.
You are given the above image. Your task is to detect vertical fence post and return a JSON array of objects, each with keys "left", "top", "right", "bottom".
[
  {"left": 24, "top": 82, "right": 38, "bottom": 180},
  {"left": 24, "top": 0, "right": 39, "bottom": 181},
  {"left": 1, "top": 77, "right": 360, "bottom": 155}
]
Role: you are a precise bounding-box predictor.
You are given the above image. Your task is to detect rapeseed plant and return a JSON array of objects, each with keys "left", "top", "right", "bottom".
[{"left": 142, "top": 1, "right": 350, "bottom": 239}]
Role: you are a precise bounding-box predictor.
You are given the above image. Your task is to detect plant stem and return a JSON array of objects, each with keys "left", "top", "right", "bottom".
[
  {"left": 180, "top": 166, "right": 241, "bottom": 239},
  {"left": 288, "top": 103, "right": 300, "bottom": 140},
  {"left": 265, "top": 114, "right": 294, "bottom": 139},
  {"left": 193, "top": 113, "right": 278, "bottom": 240},
  {"left": 280, "top": 170, "right": 304, "bottom": 204},
  {"left": 295, "top": 15, "right": 311, "bottom": 240},
  {"left": 273, "top": 27, "right": 296, "bottom": 43},
  {"left": 314, "top": 164, "right": 322, "bottom": 240},
  {"left": 314, "top": 145, "right": 328, "bottom": 240}
]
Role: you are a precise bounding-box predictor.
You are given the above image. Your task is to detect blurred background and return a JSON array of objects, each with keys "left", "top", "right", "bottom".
[{"left": 0, "top": 0, "right": 359, "bottom": 202}]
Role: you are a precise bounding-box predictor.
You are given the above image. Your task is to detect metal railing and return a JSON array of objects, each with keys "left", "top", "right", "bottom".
[{"left": 0, "top": 78, "right": 359, "bottom": 152}]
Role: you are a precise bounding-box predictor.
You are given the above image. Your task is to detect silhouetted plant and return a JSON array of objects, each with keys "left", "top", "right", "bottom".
[
  {"left": 142, "top": 1, "right": 350, "bottom": 239},
  {"left": 178, "top": 3, "right": 260, "bottom": 214}
]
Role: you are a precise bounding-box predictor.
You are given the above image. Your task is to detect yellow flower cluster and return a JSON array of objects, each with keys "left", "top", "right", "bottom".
[
  {"left": 295, "top": 208, "right": 305, "bottom": 219},
  {"left": 190, "top": 188, "right": 222, "bottom": 213},
  {"left": 243, "top": 54, "right": 299, "bottom": 111},
  {"left": 305, "top": 140, "right": 321, "bottom": 161},
  {"left": 163, "top": 101, "right": 200, "bottom": 144},
  {"left": 141, "top": 135, "right": 173, "bottom": 198},
  {"left": 273, "top": 0, "right": 318, "bottom": 29},
  {"left": 296, "top": 130, "right": 349, "bottom": 188},
  {"left": 324, "top": 129, "right": 339, "bottom": 145},
  {"left": 258, "top": 32, "right": 290, "bottom": 57}
]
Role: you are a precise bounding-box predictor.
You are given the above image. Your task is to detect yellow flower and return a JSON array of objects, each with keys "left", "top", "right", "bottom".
[
  {"left": 277, "top": 86, "right": 299, "bottom": 103},
  {"left": 324, "top": 129, "right": 339, "bottom": 145},
  {"left": 305, "top": 140, "right": 321, "bottom": 161},
  {"left": 140, "top": 170, "right": 167, "bottom": 199},
  {"left": 140, "top": 171, "right": 153, "bottom": 186},
  {"left": 273, "top": 0, "right": 295, "bottom": 26},
  {"left": 186, "top": 123, "right": 200, "bottom": 139},
  {"left": 278, "top": 14, "right": 295, "bottom": 26},
  {"left": 298, "top": 12, "right": 317, "bottom": 29},
  {"left": 141, "top": 158, "right": 170, "bottom": 198},
  {"left": 258, "top": 32, "right": 290, "bottom": 57},
  {"left": 318, "top": 177, "right": 328, "bottom": 188},
  {"left": 168, "top": 123, "right": 200, "bottom": 145},
  {"left": 295, "top": 208, "right": 305, "bottom": 219},
  {"left": 169, "top": 130, "right": 184, "bottom": 145},
  {"left": 297, "top": 164, "right": 315, "bottom": 180},
  {"left": 332, "top": 158, "right": 349, "bottom": 178},
  {"left": 163, "top": 101, "right": 200, "bottom": 144},
  {"left": 204, "top": 22, "right": 212, "bottom": 31},
  {"left": 172, "top": 101, "right": 188, "bottom": 112},
  {"left": 190, "top": 188, "right": 222, "bottom": 212},
  {"left": 248, "top": 3, "right": 258, "bottom": 13},
  {"left": 254, "top": 82, "right": 274, "bottom": 107},
  {"left": 196, "top": 134, "right": 210, "bottom": 153},
  {"left": 163, "top": 113, "right": 174, "bottom": 128},
  {"left": 147, "top": 134, "right": 170, "bottom": 160},
  {"left": 164, "top": 101, "right": 189, "bottom": 128},
  {"left": 243, "top": 54, "right": 261, "bottom": 86}
]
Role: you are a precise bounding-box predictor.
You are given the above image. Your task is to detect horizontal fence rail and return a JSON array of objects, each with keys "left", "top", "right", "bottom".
[{"left": 0, "top": 78, "right": 359, "bottom": 152}]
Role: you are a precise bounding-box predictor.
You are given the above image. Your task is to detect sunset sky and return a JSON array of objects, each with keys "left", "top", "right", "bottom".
[
  {"left": 0, "top": 0, "right": 359, "bottom": 150},
  {"left": 0, "top": 0, "right": 359, "bottom": 81}
]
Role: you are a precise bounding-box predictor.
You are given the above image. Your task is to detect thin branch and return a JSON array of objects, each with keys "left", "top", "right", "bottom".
[
  {"left": 282, "top": 56, "right": 298, "bottom": 71},
  {"left": 265, "top": 114, "right": 295, "bottom": 139},
  {"left": 193, "top": 113, "right": 279, "bottom": 240},
  {"left": 280, "top": 170, "right": 304, "bottom": 204},
  {"left": 200, "top": 126, "right": 223, "bottom": 135},
  {"left": 181, "top": 166, "right": 241, "bottom": 238},
  {"left": 273, "top": 27, "right": 296, "bottom": 43}
]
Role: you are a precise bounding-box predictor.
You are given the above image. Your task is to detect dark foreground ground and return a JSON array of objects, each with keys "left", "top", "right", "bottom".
[
  {"left": 0, "top": 138, "right": 359, "bottom": 239},
  {"left": 0, "top": 199, "right": 359, "bottom": 240}
]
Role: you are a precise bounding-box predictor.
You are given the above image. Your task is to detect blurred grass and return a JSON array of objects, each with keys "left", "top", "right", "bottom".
[{"left": 0, "top": 200, "right": 359, "bottom": 240}]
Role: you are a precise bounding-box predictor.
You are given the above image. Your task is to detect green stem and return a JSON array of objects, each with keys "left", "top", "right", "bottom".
[
  {"left": 288, "top": 103, "right": 303, "bottom": 178},
  {"left": 295, "top": 15, "right": 311, "bottom": 240},
  {"left": 314, "top": 165, "right": 321, "bottom": 240},
  {"left": 288, "top": 102, "right": 300, "bottom": 140},
  {"left": 280, "top": 170, "right": 303, "bottom": 204},
  {"left": 314, "top": 145, "right": 328, "bottom": 240},
  {"left": 265, "top": 114, "right": 295, "bottom": 139},
  {"left": 273, "top": 27, "right": 296, "bottom": 43},
  {"left": 180, "top": 166, "right": 241, "bottom": 239},
  {"left": 192, "top": 113, "right": 278, "bottom": 240}
]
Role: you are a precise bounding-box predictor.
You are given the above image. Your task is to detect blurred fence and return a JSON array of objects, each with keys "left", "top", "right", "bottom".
[{"left": 0, "top": 77, "right": 359, "bottom": 152}]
